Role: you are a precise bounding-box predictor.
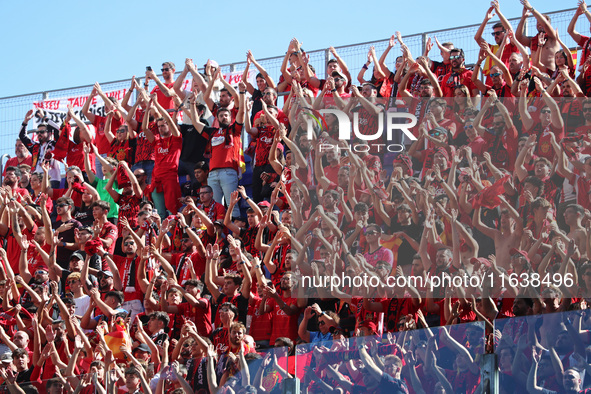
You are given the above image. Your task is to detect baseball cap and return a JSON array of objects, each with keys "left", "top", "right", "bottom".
[
  {"left": 133, "top": 343, "right": 152, "bottom": 354},
  {"left": 70, "top": 252, "right": 85, "bottom": 261},
  {"left": 509, "top": 248, "right": 530, "bottom": 262}
]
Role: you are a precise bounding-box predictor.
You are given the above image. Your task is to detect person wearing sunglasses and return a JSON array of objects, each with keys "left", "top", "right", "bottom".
[
  {"left": 518, "top": 77, "right": 565, "bottom": 162},
  {"left": 298, "top": 304, "right": 338, "bottom": 344},
  {"left": 472, "top": 90, "right": 518, "bottom": 170},
  {"left": 145, "top": 61, "right": 176, "bottom": 110},
  {"left": 19, "top": 108, "right": 62, "bottom": 188},
  {"left": 472, "top": 50, "right": 514, "bottom": 106},
  {"left": 441, "top": 48, "right": 479, "bottom": 98},
  {"left": 473, "top": 2, "right": 519, "bottom": 81}
]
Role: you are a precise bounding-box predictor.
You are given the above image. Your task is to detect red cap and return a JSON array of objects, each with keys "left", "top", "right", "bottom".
[{"left": 470, "top": 257, "right": 491, "bottom": 270}]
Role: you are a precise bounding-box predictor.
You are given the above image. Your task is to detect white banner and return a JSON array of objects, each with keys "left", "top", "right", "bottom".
[{"left": 31, "top": 88, "right": 128, "bottom": 128}]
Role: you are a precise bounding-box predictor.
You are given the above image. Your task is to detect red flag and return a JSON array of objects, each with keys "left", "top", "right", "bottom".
[{"left": 471, "top": 174, "right": 510, "bottom": 209}]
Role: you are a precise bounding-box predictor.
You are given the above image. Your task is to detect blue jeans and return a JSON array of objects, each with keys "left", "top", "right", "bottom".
[
  {"left": 131, "top": 160, "right": 155, "bottom": 184},
  {"left": 209, "top": 168, "right": 240, "bottom": 217}
]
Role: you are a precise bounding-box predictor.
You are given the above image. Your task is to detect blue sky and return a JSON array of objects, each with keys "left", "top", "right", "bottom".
[{"left": 0, "top": 0, "right": 574, "bottom": 98}]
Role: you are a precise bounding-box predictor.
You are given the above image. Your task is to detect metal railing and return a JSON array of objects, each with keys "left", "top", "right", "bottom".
[{"left": 0, "top": 6, "right": 582, "bottom": 162}]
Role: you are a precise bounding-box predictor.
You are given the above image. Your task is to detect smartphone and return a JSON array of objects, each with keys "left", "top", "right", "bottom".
[{"left": 146, "top": 66, "right": 152, "bottom": 71}]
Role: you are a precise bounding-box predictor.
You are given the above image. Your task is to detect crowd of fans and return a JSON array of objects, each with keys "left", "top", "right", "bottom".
[{"left": 6, "top": 0, "right": 591, "bottom": 393}]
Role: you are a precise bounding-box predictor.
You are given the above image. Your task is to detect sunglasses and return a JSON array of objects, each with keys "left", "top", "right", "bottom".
[
  {"left": 430, "top": 131, "right": 443, "bottom": 137},
  {"left": 123, "top": 242, "right": 135, "bottom": 246},
  {"left": 365, "top": 230, "right": 378, "bottom": 235},
  {"left": 490, "top": 72, "right": 501, "bottom": 77},
  {"left": 318, "top": 320, "right": 326, "bottom": 326},
  {"left": 35, "top": 270, "right": 48, "bottom": 275},
  {"left": 116, "top": 129, "right": 127, "bottom": 133},
  {"left": 56, "top": 203, "right": 69, "bottom": 208},
  {"left": 449, "top": 55, "right": 463, "bottom": 60},
  {"left": 161, "top": 68, "right": 171, "bottom": 72},
  {"left": 583, "top": 108, "right": 591, "bottom": 113},
  {"left": 464, "top": 125, "right": 473, "bottom": 129},
  {"left": 36, "top": 130, "right": 48, "bottom": 135},
  {"left": 540, "top": 109, "right": 551, "bottom": 114},
  {"left": 491, "top": 31, "right": 505, "bottom": 36}
]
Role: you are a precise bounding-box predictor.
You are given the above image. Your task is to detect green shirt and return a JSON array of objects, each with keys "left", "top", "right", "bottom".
[{"left": 91, "top": 178, "right": 120, "bottom": 219}]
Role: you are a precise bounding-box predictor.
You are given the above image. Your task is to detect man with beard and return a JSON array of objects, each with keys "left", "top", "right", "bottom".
[
  {"left": 474, "top": 2, "right": 519, "bottom": 78},
  {"left": 197, "top": 185, "right": 225, "bottom": 222},
  {"left": 214, "top": 322, "right": 255, "bottom": 382},
  {"left": 39, "top": 195, "right": 82, "bottom": 269},
  {"left": 19, "top": 108, "right": 61, "bottom": 187},
  {"left": 528, "top": 361, "right": 589, "bottom": 394},
  {"left": 2, "top": 167, "right": 29, "bottom": 202},
  {"left": 143, "top": 95, "right": 183, "bottom": 217},
  {"left": 191, "top": 82, "right": 246, "bottom": 217},
  {"left": 399, "top": 62, "right": 442, "bottom": 140},
  {"left": 547, "top": 70, "right": 585, "bottom": 135},
  {"left": 473, "top": 91, "right": 518, "bottom": 171},
  {"left": 345, "top": 84, "right": 385, "bottom": 155},
  {"left": 263, "top": 271, "right": 303, "bottom": 344},
  {"left": 440, "top": 48, "right": 479, "bottom": 98},
  {"left": 519, "top": 78, "right": 565, "bottom": 162},
  {"left": 105, "top": 161, "right": 143, "bottom": 233},
  {"left": 2, "top": 140, "right": 31, "bottom": 176},
  {"left": 145, "top": 61, "right": 177, "bottom": 110},
  {"left": 251, "top": 87, "right": 289, "bottom": 127},
  {"left": 516, "top": 0, "right": 560, "bottom": 74}
]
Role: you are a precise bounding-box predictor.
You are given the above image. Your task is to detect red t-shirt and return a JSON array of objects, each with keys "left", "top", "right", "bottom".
[
  {"left": 2, "top": 156, "right": 32, "bottom": 176},
  {"left": 253, "top": 109, "right": 289, "bottom": 127},
  {"left": 68, "top": 140, "right": 95, "bottom": 174},
  {"left": 93, "top": 115, "right": 123, "bottom": 155},
  {"left": 178, "top": 300, "right": 212, "bottom": 337},
  {"left": 268, "top": 295, "right": 300, "bottom": 343},
  {"left": 199, "top": 201, "right": 226, "bottom": 222},
  {"left": 249, "top": 296, "right": 272, "bottom": 342},
  {"left": 98, "top": 221, "right": 118, "bottom": 254},
  {"left": 526, "top": 122, "right": 564, "bottom": 162},
  {"left": 202, "top": 123, "right": 243, "bottom": 172},
  {"left": 441, "top": 68, "right": 477, "bottom": 97},
  {"left": 152, "top": 134, "right": 183, "bottom": 180},
  {"left": 151, "top": 82, "right": 175, "bottom": 110}
]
